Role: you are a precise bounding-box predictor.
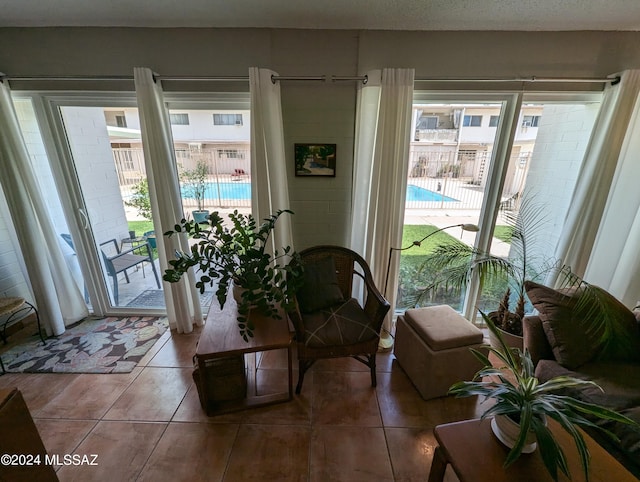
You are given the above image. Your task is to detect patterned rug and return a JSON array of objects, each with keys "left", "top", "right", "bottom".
[
  {"left": 125, "top": 289, "right": 213, "bottom": 308},
  {"left": 1, "top": 316, "right": 169, "bottom": 374}
]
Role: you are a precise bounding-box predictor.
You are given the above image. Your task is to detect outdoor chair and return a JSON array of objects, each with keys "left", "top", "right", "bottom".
[
  {"left": 286, "top": 245, "right": 390, "bottom": 394},
  {"left": 99, "top": 238, "right": 161, "bottom": 305}
]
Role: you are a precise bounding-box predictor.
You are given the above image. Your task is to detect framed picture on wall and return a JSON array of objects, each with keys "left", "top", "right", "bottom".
[{"left": 294, "top": 143, "right": 337, "bottom": 177}]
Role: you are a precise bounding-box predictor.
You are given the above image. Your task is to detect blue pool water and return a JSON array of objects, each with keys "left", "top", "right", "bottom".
[
  {"left": 181, "top": 182, "right": 456, "bottom": 203},
  {"left": 182, "top": 182, "right": 251, "bottom": 200},
  {"left": 406, "top": 184, "right": 458, "bottom": 202}
]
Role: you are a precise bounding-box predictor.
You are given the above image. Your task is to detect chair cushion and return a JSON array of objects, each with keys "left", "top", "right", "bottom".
[
  {"left": 300, "top": 298, "right": 379, "bottom": 347},
  {"left": 296, "top": 256, "right": 344, "bottom": 313},
  {"left": 525, "top": 281, "right": 640, "bottom": 369}
]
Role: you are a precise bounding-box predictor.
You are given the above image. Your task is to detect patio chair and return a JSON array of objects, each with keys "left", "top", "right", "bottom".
[
  {"left": 99, "top": 238, "right": 161, "bottom": 305},
  {"left": 286, "top": 245, "right": 390, "bottom": 394}
]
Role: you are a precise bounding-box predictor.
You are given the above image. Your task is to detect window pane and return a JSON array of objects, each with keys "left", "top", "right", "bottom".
[
  {"left": 399, "top": 101, "right": 502, "bottom": 313},
  {"left": 213, "top": 113, "right": 243, "bottom": 126},
  {"left": 170, "top": 113, "right": 189, "bottom": 125},
  {"left": 477, "top": 100, "right": 601, "bottom": 318}
]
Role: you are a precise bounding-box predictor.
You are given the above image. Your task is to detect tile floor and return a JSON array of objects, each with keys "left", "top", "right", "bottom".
[{"left": 0, "top": 324, "right": 483, "bottom": 481}]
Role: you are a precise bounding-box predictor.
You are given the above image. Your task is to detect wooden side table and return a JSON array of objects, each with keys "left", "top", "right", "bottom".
[
  {"left": 428, "top": 418, "right": 635, "bottom": 482},
  {"left": 194, "top": 296, "right": 293, "bottom": 416}
]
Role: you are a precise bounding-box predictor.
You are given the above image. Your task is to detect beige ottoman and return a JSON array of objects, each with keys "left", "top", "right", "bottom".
[{"left": 394, "top": 305, "right": 484, "bottom": 400}]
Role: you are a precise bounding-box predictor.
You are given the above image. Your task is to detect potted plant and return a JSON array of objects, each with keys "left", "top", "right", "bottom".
[
  {"left": 415, "top": 196, "right": 571, "bottom": 346},
  {"left": 449, "top": 312, "right": 638, "bottom": 481},
  {"left": 180, "top": 159, "right": 210, "bottom": 223},
  {"left": 163, "top": 209, "right": 304, "bottom": 341}
]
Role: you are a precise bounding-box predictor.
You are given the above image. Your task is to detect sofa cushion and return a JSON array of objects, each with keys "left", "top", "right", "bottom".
[
  {"left": 535, "top": 359, "right": 640, "bottom": 409},
  {"left": 296, "top": 256, "right": 344, "bottom": 313},
  {"left": 525, "top": 281, "right": 640, "bottom": 368},
  {"left": 300, "top": 298, "right": 379, "bottom": 348},
  {"left": 525, "top": 281, "right": 600, "bottom": 368}
]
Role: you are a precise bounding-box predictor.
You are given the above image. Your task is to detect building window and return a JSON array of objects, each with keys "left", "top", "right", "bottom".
[
  {"left": 115, "top": 115, "right": 127, "bottom": 128},
  {"left": 417, "top": 115, "right": 438, "bottom": 129},
  {"left": 218, "top": 149, "right": 245, "bottom": 159},
  {"left": 522, "top": 115, "right": 540, "bottom": 127},
  {"left": 463, "top": 115, "right": 482, "bottom": 127},
  {"left": 213, "top": 114, "right": 243, "bottom": 126},
  {"left": 489, "top": 115, "right": 500, "bottom": 127},
  {"left": 170, "top": 113, "right": 190, "bottom": 125}
]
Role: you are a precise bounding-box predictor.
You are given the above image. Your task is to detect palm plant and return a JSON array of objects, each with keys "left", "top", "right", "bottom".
[
  {"left": 449, "top": 312, "right": 638, "bottom": 481},
  {"left": 416, "top": 195, "right": 566, "bottom": 336}
]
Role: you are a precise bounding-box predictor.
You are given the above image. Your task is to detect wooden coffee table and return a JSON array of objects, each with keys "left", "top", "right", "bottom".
[{"left": 428, "top": 418, "right": 636, "bottom": 482}]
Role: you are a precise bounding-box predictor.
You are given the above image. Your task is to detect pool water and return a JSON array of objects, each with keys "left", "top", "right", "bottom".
[
  {"left": 182, "top": 182, "right": 456, "bottom": 203},
  {"left": 182, "top": 182, "right": 251, "bottom": 200},
  {"left": 406, "top": 184, "right": 458, "bottom": 202}
]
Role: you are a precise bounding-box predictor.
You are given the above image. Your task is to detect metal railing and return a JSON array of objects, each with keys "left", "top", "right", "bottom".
[{"left": 113, "top": 147, "right": 252, "bottom": 209}]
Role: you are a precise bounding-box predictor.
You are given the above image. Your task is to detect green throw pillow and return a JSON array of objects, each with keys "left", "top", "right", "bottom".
[{"left": 296, "top": 256, "right": 345, "bottom": 313}]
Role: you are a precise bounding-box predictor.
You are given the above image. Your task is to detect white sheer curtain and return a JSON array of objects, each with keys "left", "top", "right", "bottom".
[
  {"left": 0, "top": 80, "right": 88, "bottom": 335},
  {"left": 133, "top": 67, "right": 204, "bottom": 333},
  {"left": 583, "top": 70, "right": 640, "bottom": 306},
  {"left": 553, "top": 70, "right": 640, "bottom": 284},
  {"left": 350, "top": 68, "right": 415, "bottom": 349},
  {"left": 249, "top": 67, "right": 294, "bottom": 252}
]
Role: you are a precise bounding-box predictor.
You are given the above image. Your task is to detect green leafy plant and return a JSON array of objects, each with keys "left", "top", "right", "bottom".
[
  {"left": 180, "top": 159, "right": 209, "bottom": 211},
  {"left": 416, "top": 196, "right": 567, "bottom": 336},
  {"left": 125, "top": 178, "right": 153, "bottom": 221},
  {"left": 449, "top": 312, "right": 638, "bottom": 481},
  {"left": 163, "top": 209, "right": 303, "bottom": 341}
]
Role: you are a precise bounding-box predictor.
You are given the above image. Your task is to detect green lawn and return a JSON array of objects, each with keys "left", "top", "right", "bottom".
[
  {"left": 493, "top": 225, "right": 512, "bottom": 244},
  {"left": 127, "top": 220, "right": 155, "bottom": 238}
]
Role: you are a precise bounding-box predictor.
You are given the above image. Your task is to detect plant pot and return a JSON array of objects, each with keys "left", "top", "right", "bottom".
[
  {"left": 487, "top": 312, "right": 523, "bottom": 351},
  {"left": 192, "top": 210, "right": 210, "bottom": 224},
  {"left": 231, "top": 282, "right": 259, "bottom": 309},
  {"left": 491, "top": 414, "right": 538, "bottom": 453}
]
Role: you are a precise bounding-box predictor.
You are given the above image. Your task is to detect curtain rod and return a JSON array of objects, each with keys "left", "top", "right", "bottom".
[{"left": 0, "top": 73, "right": 620, "bottom": 85}]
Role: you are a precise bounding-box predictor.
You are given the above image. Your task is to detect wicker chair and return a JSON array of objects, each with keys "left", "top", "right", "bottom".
[{"left": 287, "top": 245, "right": 390, "bottom": 394}]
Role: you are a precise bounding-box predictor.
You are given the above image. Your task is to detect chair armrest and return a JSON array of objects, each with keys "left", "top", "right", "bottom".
[
  {"left": 362, "top": 275, "right": 391, "bottom": 333},
  {"left": 523, "top": 315, "right": 554, "bottom": 366}
]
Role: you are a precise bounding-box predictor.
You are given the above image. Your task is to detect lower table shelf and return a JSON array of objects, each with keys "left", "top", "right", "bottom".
[{"left": 193, "top": 297, "right": 293, "bottom": 416}]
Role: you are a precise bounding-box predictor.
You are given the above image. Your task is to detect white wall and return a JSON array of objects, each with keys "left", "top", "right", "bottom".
[
  {"left": 521, "top": 103, "right": 601, "bottom": 264},
  {"left": 61, "top": 106, "right": 130, "bottom": 246}
]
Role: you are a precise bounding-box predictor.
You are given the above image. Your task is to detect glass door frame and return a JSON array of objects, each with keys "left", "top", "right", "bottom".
[
  {"left": 411, "top": 89, "right": 603, "bottom": 321},
  {"left": 24, "top": 91, "right": 161, "bottom": 317}
]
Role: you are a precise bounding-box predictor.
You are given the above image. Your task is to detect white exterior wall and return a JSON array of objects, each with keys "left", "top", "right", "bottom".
[
  {"left": 62, "top": 106, "right": 130, "bottom": 246},
  {"left": 122, "top": 108, "right": 250, "bottom": 143},
  {"left": 521, "top": 102, "right": 601, "bottom": 261}
]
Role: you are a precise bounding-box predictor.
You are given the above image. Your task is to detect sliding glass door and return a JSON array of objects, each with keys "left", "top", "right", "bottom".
[{"left": 397, "top": 91, "right": 603, "bottom": 322}]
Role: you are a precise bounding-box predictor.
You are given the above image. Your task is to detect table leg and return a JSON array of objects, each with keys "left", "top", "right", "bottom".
[{"left": 428, "top": 445, "right": 448, "bottom": 482}]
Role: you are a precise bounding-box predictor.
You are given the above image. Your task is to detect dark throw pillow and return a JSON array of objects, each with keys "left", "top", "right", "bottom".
[
  {"left": 296, "top": 256, "right": 344, "bottom": 313},
  {"left": 525, "top": 280, "right": 640, "bottom": 369}
]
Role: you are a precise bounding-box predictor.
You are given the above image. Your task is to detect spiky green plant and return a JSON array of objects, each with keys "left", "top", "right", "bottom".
[
  {"left": 163, "top": 209, "right": 303, "bottom": 341},
  {"left": 449, "top": 312, "right": 638, "bottom": 481}
]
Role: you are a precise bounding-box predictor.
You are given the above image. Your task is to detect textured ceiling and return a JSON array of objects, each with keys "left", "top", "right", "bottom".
[{"left": 0, "top": 0, "right": 639, "bottom": 30}]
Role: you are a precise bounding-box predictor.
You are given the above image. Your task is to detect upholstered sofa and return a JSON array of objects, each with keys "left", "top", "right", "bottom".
[{"left": 523, "top": 281, "right": 640, "bottom": 478}]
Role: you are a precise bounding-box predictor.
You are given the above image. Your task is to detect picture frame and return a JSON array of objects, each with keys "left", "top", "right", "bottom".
[{"left": 294, "top": 143, "right": 336, "bottom": 177}]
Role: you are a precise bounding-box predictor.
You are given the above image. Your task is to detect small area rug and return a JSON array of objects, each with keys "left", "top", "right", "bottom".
[
  {"left": 1, "top": 316, "right": 169, "bottom": 374},
  {"left": 125, "top": 289, "right": 213, "bottom": 309}
]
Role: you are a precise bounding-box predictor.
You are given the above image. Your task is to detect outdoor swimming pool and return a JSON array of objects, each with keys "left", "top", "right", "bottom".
[
  {"left": 182, "top": 182, "right": 457, "bottom": 203},
  {"left": 183, "top": 182, "right": 252, "bottom": 200},
  {"left": 406, "top": 184, "right": 458, "bottom": 202}
]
